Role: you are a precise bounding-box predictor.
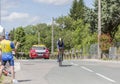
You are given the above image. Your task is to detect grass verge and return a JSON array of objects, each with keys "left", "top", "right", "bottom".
[
  {"left": 0, "top": 75, "right": 12, "bottom": 84},
  {"left": 0, "top": 75, "right": 4, "bottom": 84}
]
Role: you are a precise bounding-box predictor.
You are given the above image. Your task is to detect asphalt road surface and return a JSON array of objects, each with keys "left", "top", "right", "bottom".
[{"left": 15, "top": 59, "right": 120, "bottom": 84}]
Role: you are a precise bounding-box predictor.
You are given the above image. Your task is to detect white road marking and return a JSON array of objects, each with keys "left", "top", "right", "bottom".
[
  {"left": 96, "top": 73, "right": 116, "bottom": 83},
  {"left": 81, "top": 66, "right": 94, "bottom": 72}
]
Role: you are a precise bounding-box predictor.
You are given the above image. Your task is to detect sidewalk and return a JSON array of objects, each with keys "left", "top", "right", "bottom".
[{"left": 80, "top": 59, "right": 120, "bottom": 63}]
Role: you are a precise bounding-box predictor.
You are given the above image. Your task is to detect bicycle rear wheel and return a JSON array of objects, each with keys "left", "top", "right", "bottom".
[{"left": 58, "top": 53, "right": 62, "bottom": 66}]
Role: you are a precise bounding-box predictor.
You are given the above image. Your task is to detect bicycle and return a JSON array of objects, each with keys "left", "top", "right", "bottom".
[
  {"left": 58, "top": 48, "right": 63, "bottom": 66},
  {"left": 2, "top": 61, "right": 19, "bottom": 84},
  {"left": 2, "top": 63, "right": 11, "bottom": 77}
]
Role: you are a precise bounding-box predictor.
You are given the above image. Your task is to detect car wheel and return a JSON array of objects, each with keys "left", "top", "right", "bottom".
[
  {"left": 30, "top": 57, "right": 34, "bottom": 59},
  {"left": 44, "top": 58, "right": 49, "bottom": 59}
]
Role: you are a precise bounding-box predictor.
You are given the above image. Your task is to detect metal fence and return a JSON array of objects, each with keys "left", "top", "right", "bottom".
[{"left": 50, "top": 43, "right": 120, "bottom": 60}]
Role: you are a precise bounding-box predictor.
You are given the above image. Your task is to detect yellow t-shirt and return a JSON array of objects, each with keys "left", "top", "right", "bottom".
[{"left": 0, "top": 39, "right": 14, "bottom": 53}]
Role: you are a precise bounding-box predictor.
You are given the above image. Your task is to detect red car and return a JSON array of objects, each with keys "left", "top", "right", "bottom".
[{"left": 29, "top": 45, "right": 50, "bottom": 59}]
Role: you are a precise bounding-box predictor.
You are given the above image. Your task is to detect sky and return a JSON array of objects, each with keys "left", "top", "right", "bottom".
[{"left": 0, "top": 0, "right": 94, "bottom": 32}]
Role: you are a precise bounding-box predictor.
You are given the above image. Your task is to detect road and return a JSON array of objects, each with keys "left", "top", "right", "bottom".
[{"left": 15, "top": 59, "right": 120, "bottom": 84}]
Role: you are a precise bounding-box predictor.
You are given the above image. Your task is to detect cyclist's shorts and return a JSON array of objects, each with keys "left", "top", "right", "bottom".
[
  {"left": 1, "top": 53, "right": 14, "bottom": 66},
  {"left": 2, "top": 53, "right": 13, "bottom": 61},
  {"left": 2, "top": 59, "right": 14, "bottom": 66},
  {"left": 58, "top": 47, "right": 64, "bottom": 50}
]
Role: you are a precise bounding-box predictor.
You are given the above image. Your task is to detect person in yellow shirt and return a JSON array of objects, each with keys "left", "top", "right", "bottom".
[{"left": 0, "top": 33, "right": 18, "bottom": 84}]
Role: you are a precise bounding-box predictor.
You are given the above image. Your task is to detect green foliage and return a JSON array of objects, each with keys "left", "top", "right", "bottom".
[
  {"left": 84, "top": 8, "right": 97, "bottom": 33},
  {"left": 72, "top": 19, "right": 97, "bottom": 50},
  {"left": 9, "top": 28, "right": 15, "bottom": 41},
  {"left": 101, "top": 0, "right": 120, "bottom": 38},
  {"left": 69, "top": 0, "right": 85, "bottom": 20},
  {"left": 63, "top": 30, "right": 73, "bottom": 50},
  {"left": 69, "top": 0, "right": 78, "bottom": 20},
  {"left": 14, "top": 27, "right": 26, "bottom": 52},
  {"left": 56, "top": 16, "right": 74, "bottom": 30},
  {"left": 24, "top": 35, "right": 38, "bottom": 52},
  {"left": 14, "top": 27, "right": 25, "bottom": 42},
  {"left": 87, "top": 0, "right": 120, "bottom": 39},
  {"left": 115, "top": 25, "right": 120, "bottom": 42}
]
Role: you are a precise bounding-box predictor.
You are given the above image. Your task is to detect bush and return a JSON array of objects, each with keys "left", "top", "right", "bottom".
[{"left": 100, "top": 33, "right": 112, "bottom": 52}]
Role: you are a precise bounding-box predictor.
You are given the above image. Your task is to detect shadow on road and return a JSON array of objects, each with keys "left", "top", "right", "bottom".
[
  {"left": 18, "top": 79, "right": 31, "bottom": 83},
  {"left": 60, "top": 64, "right": 72, "bottom": 67}
]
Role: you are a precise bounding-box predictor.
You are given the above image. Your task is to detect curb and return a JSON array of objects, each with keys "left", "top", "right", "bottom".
[{"left": 80, "top": 59, "right": 120, "bottom": 63}]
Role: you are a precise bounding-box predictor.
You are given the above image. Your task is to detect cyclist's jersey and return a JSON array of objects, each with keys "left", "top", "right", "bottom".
[
  {"left": 57, "top": 40, "right": 64, "bottom": 49},
  {"left": 0, "top": 39, "right": 15, "bottom": 61}
]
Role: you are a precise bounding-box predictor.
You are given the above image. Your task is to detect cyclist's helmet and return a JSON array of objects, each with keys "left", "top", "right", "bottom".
[
  {"left": 58, "top": 38, "right": 63, "bottom": 45},
  {"left": 59, "top": 38, "right": 62, "bottom": 42},
  {"left": 5, "top": 32, "right": 10, "bottom": 40}
]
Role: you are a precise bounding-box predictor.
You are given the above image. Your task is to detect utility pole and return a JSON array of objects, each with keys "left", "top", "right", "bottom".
[
  {"left": 98, "top": 0, "right": 101, "bottom": 58},
  {"left": 0, "top": 0, "right": 1, "bottom": 25},
  {"left": 51, "top": 17, "right": 54, "bottom": 54},
  {"left": 38, "top": 32, "right": 40, "bottom": 44}
]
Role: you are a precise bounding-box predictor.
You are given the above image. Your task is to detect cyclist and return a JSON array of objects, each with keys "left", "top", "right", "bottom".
[
  {"left": 57, "top": 38, "right": 64, "bottom": 62},
  {"left": 0, "top": 30, "right": 18, "bottom": 83}
]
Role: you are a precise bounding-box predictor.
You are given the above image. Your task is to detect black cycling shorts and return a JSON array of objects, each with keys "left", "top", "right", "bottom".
[{"left": 2, "top": 59, "right": 14, "bottom": 66}]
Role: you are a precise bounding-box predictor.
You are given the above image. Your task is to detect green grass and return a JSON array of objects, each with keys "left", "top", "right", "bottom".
[{"left": 0, "top": 75, "right": 4, "bottom": 84}]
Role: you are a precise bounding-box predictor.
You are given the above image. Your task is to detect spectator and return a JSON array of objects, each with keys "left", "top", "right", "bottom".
[{"left": 0, "top": 32, "right": 18, "bottom": 84}]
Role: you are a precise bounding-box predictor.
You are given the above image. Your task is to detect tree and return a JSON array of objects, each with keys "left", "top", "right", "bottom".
[
  {"left": 69, "top": 0, "right": 78, "bottom": 20},
  {"left": 69, "top": 0, "right": 85, "bottom": 20},
  {"left": 114, "top": 25, "right": 120, "bottom": 47},
  {"left": 24, "top": 25, "right": 36, "bottom": 35},
  {"left": 115, "top": 25, "right": 120, "bottom": 42},
  {"left": 56, "top": 16, "right": 74, "bottom": 30},
  {"left": 14, "top": 27, "right": 26, "bottom": 52},
  {"left": 70, "top": 19, "right": 98, "bottom": 56},
  {"left": 77, "top": 0, "right": 85, "bottom": 19},
  {"left": 24, "top": 35, "right": 38, "bottom": 53},
  {"left": 87, "top": 0, "right": 120, "bottom": 39},
  {"left": 85, "top": 0, "right": 120, "bottom": 39},
  {"left": 84, "top": 8, "right": 97, "bottom": 33},
  {"left": 9, "top": 28, "right": 15, "bottom": 41},
  {"left": 72, "top": 19, "right": 96, "bottom": 48},
  {"left": 101, "top": 0, "right": 120, "bottom": 39},
  {"left": 83, "top": 0, "right": 120, "bottom": 57},
  {"left": 63, "top": 30, "right": 73, "bottom": 50}
]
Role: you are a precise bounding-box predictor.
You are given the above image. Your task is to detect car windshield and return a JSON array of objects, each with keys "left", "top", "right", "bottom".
[{"left": 32, "top": 46, "right": 46, "bottom": 50}]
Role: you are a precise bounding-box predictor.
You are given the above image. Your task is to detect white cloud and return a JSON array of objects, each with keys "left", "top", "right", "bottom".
[
  {"left": 2, "top": 12, "right": 29, "bottom": 22},
  {"left": 33, "top": 0, "right": 72, "bottom": 5},
  {"left": 1, "top": 12, "right": 40, "bottom": 28},
  {"left": 2, "top": 12, "right": 40, "bottom": 25},
  {"left": 1, "top": 0, "right": 20, "bottom": 18}
]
